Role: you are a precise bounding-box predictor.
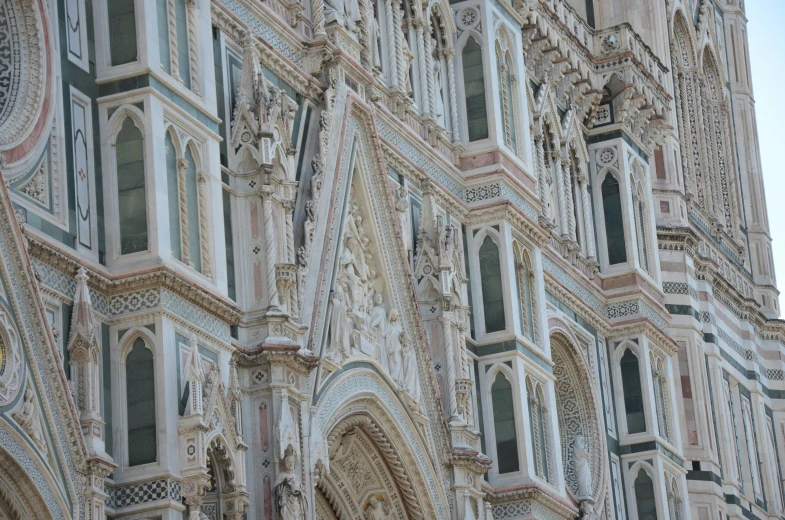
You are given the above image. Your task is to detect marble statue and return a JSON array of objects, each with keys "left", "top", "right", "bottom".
[
  {"left": 387, "top": 310, "right": 403, "bottom": 385},
  {"left": 13, "top": 387, "right": 47, "bottom": 452},
  {"left": 573, "top": 435, "right": 592, "bottom": 498},
  {"left": 273, "top": 447, "right": 307, "bottom": 520},
  {"left": 402, "top": 336, "right": 421, "bottom": 404},
  {"left": 330, "top": 285, "right": 350, "bottom": 362},
  {"left": 368, "top": 292, "right": 387, "bottom": 367},
  {"left": 325, "top": 0, "right": 361, "bottom": 32},
  {"left": 433, "top": 59, "right": 445, "bottom": 126},
  {"left": 394, "top": 185, "right": 411, "bottom": 252}
]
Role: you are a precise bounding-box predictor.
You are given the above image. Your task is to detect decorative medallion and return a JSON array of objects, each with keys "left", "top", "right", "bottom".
[
  {"left": 596, "top": 147, "right": 616, "bottom": 166},
  {"left": 457, "top": 7, "right": 480, "bottom": 31}
]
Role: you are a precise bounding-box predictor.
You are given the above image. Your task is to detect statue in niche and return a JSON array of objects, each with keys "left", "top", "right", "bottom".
[
  {"left": 393, "top": 185, "right": 411, "bottom": 252},
  {"left": 325, "top": 0, "right": 361, "bottom": 33},
  {"left": 432, "top": 57, "right": 445, "bottom": 127},
  {"left": 273, "top": 446, "right": 307, "bottom": 520},
  {"left": 386, "top": 310, "right": 403, "bottom": 385},
  {"left": 370, "top": 7, "right": 382, "bottom": 72},
  {"left": 401, "top": 336, "right": 421, "bottom": 404},
  {"left": 364, "top": 495, "right": 393, "bottom": 519},
  {"left": 329, "top": 285, "right": 351, "bottom": 363},
  {"left": 573, "top": 435, "right": 592, "bottom": 498},
  {"left": 13, "top": 386, "right": 47, "bottom": 453},
  {"left": 403, "top": 34, "right": 415, "bottom": 96}
]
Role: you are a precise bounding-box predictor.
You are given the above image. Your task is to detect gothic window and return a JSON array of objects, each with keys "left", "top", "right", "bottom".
[
  {"left": 491, "top": 371, "right": 519, "bottom": 474},
  {"left": 479, "top": 235, "right": 505, "bottom": 333},
  {"left": 462, "top": 37, "right": 489, "bottom": 142},
  {"left": 174, "top": 0, "right": 195, "bottom": 90},
  {"left": 601, "top": 172, "right": 627, "bottom": 265},
  {"left": 495, "top": 37, "right": 517, "bottom": 153},
  {"left": 165, "top": 131, "right": 182, "bottom": 260},
  {"left": 108, "top": 0, "right": 138, "bottom": 66},
  {"left": 620, "top": 348, "right": 646, "bottom": 434},
  {"left": 515, "top": 245, "right": 537, "bottom": 342},
  {"left": 156, "top": 0, "right": 171, "bottom": 74},
  {"left": 634, "top": 468, "right": 658, "bottom": 520},
  {"left": 126, "top": 338, "right": 157, "bottom": 466},
  {"left": 115, "top": 117, "right": 148, "bottom": 255},
  {"left": 184, "top": 145, "right": 202, "bottom": 273}
]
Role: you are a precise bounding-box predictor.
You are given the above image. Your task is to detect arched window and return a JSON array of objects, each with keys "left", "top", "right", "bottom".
[
  {"left": 621, "top": 349, "right": 646, "bottom": 434},
  {"left": 165, "top": 132, "right": 181, "bottom": 260},
  {"left": 116, "top": 117, "right": 148, "bottom": 255},
  {"left": 126, "top": 338, "right": 157, "bottom": 466},
  {"left": 462, "top": 38, "right": 488, "bottom": 142},
  {"left": 634, "top": 469, "right": 658, "bottom": 520},
  {"left": 184, "top": 146, "right": 202, "bottom": 272},
  {"left": 108, "top": 0, "right": 138, "bottom": 66},
  {"left": 479, "top": 235, "right": 505, "bottom": 333},
  {"left": 174, "top": 0, "right": 191, "bottom": 89},
  {"left": 491, "top": 372, "right": 519, "bottom": 474},
  {"left": 601, "top": 173, "right": 627, "bottom": 265}
]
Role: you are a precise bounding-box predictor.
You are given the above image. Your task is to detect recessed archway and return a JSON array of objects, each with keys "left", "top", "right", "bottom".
[{"left": 550, "top": 330, "right": 606, "bottom": 504}]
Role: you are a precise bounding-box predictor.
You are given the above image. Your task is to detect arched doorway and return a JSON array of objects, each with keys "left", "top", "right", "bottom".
[
  {"left": 317, "top": 414, "right": 425, "bottom": 520},
  {"left": 550, "top": 331, "right": 606, "bottom": 504},
  {"left": 0, "top": 447, "right": 54, "bottom": 519},
  {"left": 200, "top": 436, "right": 240, "bottom": 519}
]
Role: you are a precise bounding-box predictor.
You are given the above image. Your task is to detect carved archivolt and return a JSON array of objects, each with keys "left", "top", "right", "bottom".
[
  {"left": 0, "top": 445, "right": 53, "bottom": 519},
  {"left": 0, "top": 304, "right": 23, "bottom": 407},
  {"left": 322, "top": 413, "right": 421, "bottom": 519}
]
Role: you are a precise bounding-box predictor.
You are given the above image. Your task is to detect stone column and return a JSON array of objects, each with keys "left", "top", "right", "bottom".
[
  {"left": 261, "top": 186, "right": 279, "bottom": 310},
  {"left": 414, "top": 18, "right": 430, "bottom": 116},
  {"left": 393, "top": 0, "right": 407, "bottom": 92},
  {"left": 177, "top": 158, "right": 192, "bottom": 266},
  {"left": 384, "top": 0, "right": 397, "bottom": 88},
  {"left": 423, "top": 18, "right": 436, "bottom": 120},
  {"left": 445, "top": 49, "right": 460, "bottom": 143},
  {"left": 186, "top": 0, "right": 200, "bottom": 95},
  {"left": 561, "top": 157, "right": 577, "bottom": 242},
  {"left": 197, "top": 172, "right": 211, "bottom": 277},
  {"left": 534, "top": 134, "right": 549, "bottom": 219}
]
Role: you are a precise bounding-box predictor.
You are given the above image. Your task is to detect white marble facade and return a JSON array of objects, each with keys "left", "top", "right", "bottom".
[{"left": 0, "top": 0, "right": 783, "bottom": 519}]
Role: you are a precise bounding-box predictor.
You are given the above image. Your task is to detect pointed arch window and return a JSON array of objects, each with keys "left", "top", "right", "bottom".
[
  {"left": 620, "top": 349, "right": 646, "bottom": 434},
  {"left": 126, "top": 338, "right": 157, "bottom": 466},
  {"left": 462, "top": 37, "right": 488, "bottom": 142},
  {"left": 479, "top": 235, "right": 505, "bottom": 333},
  {"left": 527, "top": 381, "right": 551, "bottom": 482},
  {"left": 634, "top": 469, "right": 658, "bottom": 520},
  {"left": 601, "top": 173, "right": 627, "bottom": 265},
  {"left": 491, "top": 372, "right": 519, "bottom": 474},
  {"left": 116, "top": 117, "right": 148, "bottom": 255}
]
